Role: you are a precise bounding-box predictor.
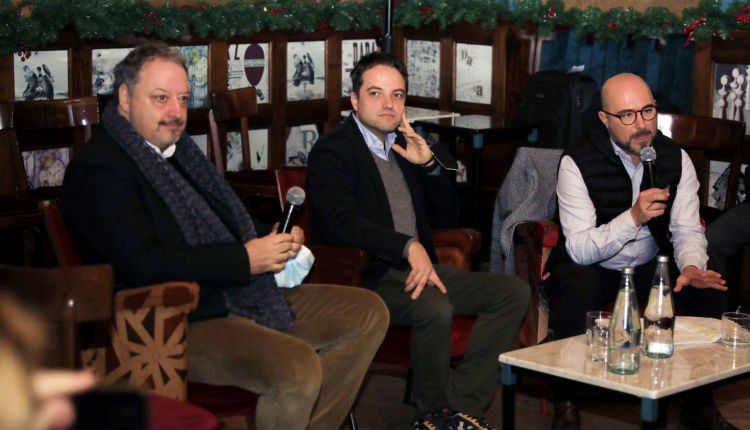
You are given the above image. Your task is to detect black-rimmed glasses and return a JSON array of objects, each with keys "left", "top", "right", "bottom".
[{"left": 601, "top": 104, "right": 658, "bottom": 126}]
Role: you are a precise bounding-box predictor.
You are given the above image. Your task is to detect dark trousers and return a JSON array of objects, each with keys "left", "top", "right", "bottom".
[
  {"left": 374, "top": 264, "right": 530, "bottom": 418},
  {"left": 548, "top": 258, "right": 728, "bottom": 340},
  {"left": 706, "top": 202, "right": 750, "bottom": 275}
]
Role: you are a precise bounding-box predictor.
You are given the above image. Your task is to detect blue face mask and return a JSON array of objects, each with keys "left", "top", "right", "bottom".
[{"left": 274, "top": 245, "right": 315, "bottom": 288}]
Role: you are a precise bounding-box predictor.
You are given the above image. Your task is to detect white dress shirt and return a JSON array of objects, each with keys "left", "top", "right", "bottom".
[{"left": 556, "top": 139, "right": 707, "bottom": 271}]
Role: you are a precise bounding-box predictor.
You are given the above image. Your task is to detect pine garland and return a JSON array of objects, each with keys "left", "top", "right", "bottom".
[{"left": 4, "top": 0, "right": 750, "bottom": 56}]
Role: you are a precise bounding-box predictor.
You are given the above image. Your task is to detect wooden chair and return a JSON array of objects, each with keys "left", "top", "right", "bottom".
[
  {"left": 13, "top": 96, "right": 99, "bottom": 200},
  {"left": 0, "top": 263, "right": 220, "bottom": 430},
  {"left": 39, "top": 200, "right": 260, "bottom": 426},
  {"left": 208, "top": 87, "right": 277, "bottom": 205},
  {"left": 275, "top": 167, "right": 480, "bottom": 404}
]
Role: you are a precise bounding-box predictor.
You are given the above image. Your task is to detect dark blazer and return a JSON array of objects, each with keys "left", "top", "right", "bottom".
[
  {"left": 61, "top": 127, "right": 259, "bottom": 321},
  {"left": 307, "top": 115, "right": 460, "bottom": 288}
]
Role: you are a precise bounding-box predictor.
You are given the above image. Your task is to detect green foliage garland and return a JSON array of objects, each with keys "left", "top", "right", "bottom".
[{"left": 4, "top": 0, "right": 750, "bottom": 55}]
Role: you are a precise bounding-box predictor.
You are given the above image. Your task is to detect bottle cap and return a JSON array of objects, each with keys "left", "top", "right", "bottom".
[
  {"left": 656, "top": 255, "right": 669, "bottom": 263},
  {"left": 622, "top": 267, "right": 634, "bottom": 274}
]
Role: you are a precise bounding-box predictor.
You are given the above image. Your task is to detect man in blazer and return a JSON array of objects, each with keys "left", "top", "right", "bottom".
[
  {"left": 307, "top": 51, "right": 529, "bottom": 430},
  {"left": 61, "top": 42, "right": 388, "bottom": 430}
]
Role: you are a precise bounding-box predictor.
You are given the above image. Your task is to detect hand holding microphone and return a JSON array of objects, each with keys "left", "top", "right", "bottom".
[
  {"left": 630, "top": 146, "right": 669, "bottom": 225},
  {"left": 279, "top": 186, "right": 305, "bottom": 234}
]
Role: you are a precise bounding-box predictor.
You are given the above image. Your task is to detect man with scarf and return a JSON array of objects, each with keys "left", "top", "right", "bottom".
[
  {"left": 547, "top": 73, "right": 734, "bottom": 430},
  {"left": 61, "top": 42, "right": 389, "bottom": 430}
]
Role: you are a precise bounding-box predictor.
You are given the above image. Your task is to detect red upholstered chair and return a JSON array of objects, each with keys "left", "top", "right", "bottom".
[
  {"left": 275, "top": 167, "right": 480, "bottom": 403},
  {"left": 0, "top": 263, "right": 220, "bottom": 430},
  {"left": 38, "top": 200, "right": 256, "bottom": 426}
]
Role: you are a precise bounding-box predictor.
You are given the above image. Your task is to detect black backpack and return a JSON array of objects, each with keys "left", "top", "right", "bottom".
[{"left": 518, "top": 70, "right": 599, "bottom": 149}]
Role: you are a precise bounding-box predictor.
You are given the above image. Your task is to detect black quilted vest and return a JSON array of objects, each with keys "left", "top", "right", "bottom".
[{"left": 564, "top": 123, "right": 682, "bottom": 256}]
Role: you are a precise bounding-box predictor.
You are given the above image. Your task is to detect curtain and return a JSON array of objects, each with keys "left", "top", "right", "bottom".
[{"left": 538, "top": 30, "right": 694, "bottom": 113}]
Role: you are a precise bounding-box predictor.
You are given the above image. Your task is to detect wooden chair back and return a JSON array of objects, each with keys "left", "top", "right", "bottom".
[
  {"left": 12, "top": 96, "right": 99, "bottom": 198},
  {"left": 657, "top": 112, "right": 745, "bottom": 213},
  {"left": 0, "top": 102, "right": 27, "bottom": 196},
  {"left": 0, "top": 263, "right": 113, "bottom": 369},
  {"left": 208, "top": 87, "right": 259, "bottom": 176},
  {"left": 39, "top": 200, "right": 84, "bottom": 265}
]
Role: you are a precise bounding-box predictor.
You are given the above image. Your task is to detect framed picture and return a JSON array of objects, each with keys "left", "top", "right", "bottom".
[
  {"left": 191, "top": 134, "right": 208, "bottom": 157},
  {"left": 708, "top": 160, "right": 748, "bottom": 208},
  {"left": 454, "top": 43, "right": 492, "bottom": 104},
  {"left": 286, "top": 41, "right": 326, "bottom": 101},
  {"left": 712, "top": 63, "right": 750, "bottom": 134},
  {"left": 226, "top": 129, "right": 269, "bottom": 171},
  {"left": 228, "top": 43, "right": 270, "bottom": 103},
  {"left": 178, "top": 45, "right": 209, "bottom": 109},
  {"left": 341, "top": 39, "right": 377, "bottom": 97},
  {"left": 92, "top": 48, "right": 132, "bottom": 95},
  {"left": 21, "top": 148, "right": 69, "bottom": 189},
  {"left": 285, "top": 124, "right": 321, "bottom": 166},
  {"left": 14, "top": 50, "right": 69, "bottom": 101},
  {"left": 406, "top": 39, "right": 440, "bottom": 99}
]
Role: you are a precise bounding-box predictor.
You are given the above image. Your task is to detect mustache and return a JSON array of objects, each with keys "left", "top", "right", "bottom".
[
  {"left": 159, "top": 118, "right": 184, "bottom": 127},
  {"left": 631, "top": 129, "right": 652, "bottom": 139}
]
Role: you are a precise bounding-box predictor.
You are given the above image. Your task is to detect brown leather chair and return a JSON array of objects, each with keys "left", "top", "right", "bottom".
[
  {"left": 208, "top": 87, "right": 277, "bottom": 204},
  {"left": 0, "top": 263, "right": 220, "bottom": 430},
  {"left": 13, "top": 96, "right": 99, "bottom": 200},
  {"left": 275, "top": 167, "right": 481, "bottom": 403},
  {"left": 38, "top": 200, "right": 258, "bottom": 426}
]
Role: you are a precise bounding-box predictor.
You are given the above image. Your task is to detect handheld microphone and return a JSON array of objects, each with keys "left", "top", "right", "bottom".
[
  {"left": 279, "top": 186, "right": 305, "bottom": 234},
  {"left": 640, "top": 146, "right": 657, "bottom": 189}
]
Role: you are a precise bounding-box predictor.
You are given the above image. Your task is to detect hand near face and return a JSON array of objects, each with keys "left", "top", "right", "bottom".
[
  {"left": 675, "top": 265, "right": 726, "bottom": 292},
  {"left": 403, "top": 241, "right": 447, "bottom": 300},
  {"left": 28, "top": 369, "right": 96, "bottom": 430},
  {"left": 392, "top": 112, "right": 433, "bottom": 165},
  {"left": 244, "top": 227, "right": 302, "bottom": 274},
  {"left": 629, "top": 187, "right": 669, "bottom": 226}
]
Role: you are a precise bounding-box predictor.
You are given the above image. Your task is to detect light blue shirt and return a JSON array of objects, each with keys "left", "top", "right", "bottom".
[{"left": 351, "top": 113, "right": 397, "bottom": 161}]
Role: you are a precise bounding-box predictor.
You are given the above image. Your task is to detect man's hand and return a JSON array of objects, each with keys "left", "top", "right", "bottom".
[
  {"left": 392, "top": 112, "right": 433, "bottom": 165},
  {"left": 404, "top": 241, "right": 447, "bottom": 300},
  {"left": 675, "top": 265, "right": 726, "bottom": 292},
  {"left": 29, "top": 369, "right": 96, "bottom": 430},
  {"left": 244, "top": 227, "right": 302, "bottom": 274},
  {"left": 630, "top": 187, "right": 670, "bottom": 226}
]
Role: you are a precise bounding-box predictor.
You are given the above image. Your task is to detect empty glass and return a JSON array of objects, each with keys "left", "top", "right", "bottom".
[
  {"left": 586, "top": 311, "right": 611, "bottom": 362},
  {"left": 721, "top": 312, "right": 750, "bottom": 348}
]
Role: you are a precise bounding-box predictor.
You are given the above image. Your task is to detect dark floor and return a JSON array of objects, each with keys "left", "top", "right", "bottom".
[{"left": 223, "top": 364, "right": 750, "bottom": 430}]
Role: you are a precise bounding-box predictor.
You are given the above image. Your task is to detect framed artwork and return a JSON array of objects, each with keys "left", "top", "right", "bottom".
[
  {"left": 341, "top": 38, "right": 377, "bottom": 96},
  {"left": 406, "top": 39, "right": 440, "bottom": 99},
  {"left": 226, "top": 129, "right": 269, "bottom": 171},
  {"left": 708, "top": 160, "right": 748, "bottom": 208},
  {"left": 712, "top": 63, "right": 750, "bottom": 134},
  {"left": 192, "top": 134, "right": 208, "bottom": 157},
  {"left": 92, "top": 48, "right": 132, "bottom": 95},
  {"left": 178, "top": 45, "right": 209, "bottom": 109},
  {"left": 454, "top": 43, "right": 492, "bottom": 104},
  {"left": 228, "top": 43, "right": 270, "bottom": 103},
  {"left": 14, "top": 50, "right": 69, "bottom": 101},
  {"left": 286, "top": 41, "right": 326, "bottom": 101},
  {"left": 285, "top": 124, "right": 321, "bottom": 166},
  {"left": 21, "top": 148, "right": 69, "bottom": 189}
]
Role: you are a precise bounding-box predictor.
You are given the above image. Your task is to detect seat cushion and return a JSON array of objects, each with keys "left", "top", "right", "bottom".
[{"left": 150, "top": 394, "right": 220, "bottom": 430}]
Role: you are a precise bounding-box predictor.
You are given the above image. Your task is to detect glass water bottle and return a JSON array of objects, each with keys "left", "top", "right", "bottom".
[
  {"left": 643, "top": 255, "right": 675, "bottom": 358},
  {"left": 607, "top": 267, "right": 641, "bottom": 375}
]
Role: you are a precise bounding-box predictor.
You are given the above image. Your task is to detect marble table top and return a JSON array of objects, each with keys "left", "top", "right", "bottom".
[{"left": 499, "top": 335, "right": 750, "bottom": 399}]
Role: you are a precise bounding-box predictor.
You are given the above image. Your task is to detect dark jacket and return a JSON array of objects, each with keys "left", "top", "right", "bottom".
[
  {"left": 307, "top": 115, "right": 460, "bottom": 288},
  {"left": 61, "top": 127, "right": 260, "bottom": 321}
]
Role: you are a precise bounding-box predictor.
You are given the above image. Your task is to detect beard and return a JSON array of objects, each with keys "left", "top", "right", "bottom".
[{"left": 611, "top": 128, "right": 653, "bottom": 155}]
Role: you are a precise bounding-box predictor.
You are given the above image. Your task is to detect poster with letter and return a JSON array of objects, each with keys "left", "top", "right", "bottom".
[
  {"left": 341, "top": 39, "right": 377, "bottom": 96},
  {"left": 226, "top": 129, "right": 269, "bottom": 171},
  {"left": 286, "top": 124, "right": 321, "bottom": 166},
  {"left": 454, "top": 43, "right": 492, "bottom": 104},
  {"left": 228, "top": 43, "right": 270, "bottom": 103}
]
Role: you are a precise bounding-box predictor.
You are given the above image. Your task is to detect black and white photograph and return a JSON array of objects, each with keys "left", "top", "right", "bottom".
[
  {"left": 21, "top": 148, "right": 69, "bottom": 189},
  {"left": 14, "top": 50, "right": 68, "bottom": 101},
  {"left": 455, "top": 43, "right": 492, "bottom": 104},
  {"left": 341, "top": 38, "right": 377, "bottom": 96},
  {"left": 286, "top": 41, "right": 325, "bottom": 101},
  {"left": 226, "top": 129, "right": 270, "bottom": 171},
  {"left": 406, "top": 39, "right": 440, "bottom": 99},
  {"left": 228, "top": 43, "right": 270, "bottom": 103},
  {"left": 712, "top": 63, "right": 750, "bottom": 134},
  {"left": 708, "top": 160, "right": 748, "bottom": 208},
  {"left": 92, "top": 48, "right": 132, "bottom": 95},
  {"left": 192, "top": 134, "right": 208, "bottom": 158},
  {"left": 285, "top": 124, "right": 320, "bottom": 166},
  {"left": 179, "top": 45, "right": 209, "bottom": 109}
]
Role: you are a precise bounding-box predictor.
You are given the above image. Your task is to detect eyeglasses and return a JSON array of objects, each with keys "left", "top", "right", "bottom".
[{"left": 601, "top": 105, "right": 658, "bottom": 126}]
